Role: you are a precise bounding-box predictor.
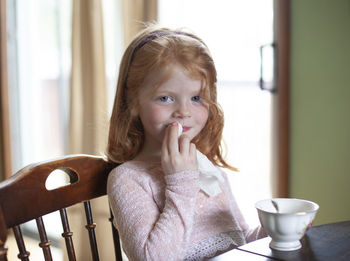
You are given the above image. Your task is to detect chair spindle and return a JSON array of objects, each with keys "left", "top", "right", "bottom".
[
  {"left": 109, "top": 210, "right": 123, "bottom": 261},
  {"left": 59, "top": 208, "right": 76, "bottom": 261},
  {"left": 84, "top": 201, "right": 99, "bottom": 261},
  {"left": 12, "top": 226, "right": 30, "bottom": 261},
  {"left": 35, "top": 217, "right": 52, "bottom": 261},
  {"left": 0, "top": 244, "right": 8, "bottom": 261}
]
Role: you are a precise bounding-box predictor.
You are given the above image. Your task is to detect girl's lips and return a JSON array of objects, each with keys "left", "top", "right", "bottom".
[{"left": 182, "top": 126, "right": 191, "bottom": 132}]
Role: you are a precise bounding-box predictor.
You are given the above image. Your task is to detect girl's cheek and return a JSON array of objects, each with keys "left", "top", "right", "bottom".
[{"left": 198, "top": 107, "right": 209, "bottom": 121}]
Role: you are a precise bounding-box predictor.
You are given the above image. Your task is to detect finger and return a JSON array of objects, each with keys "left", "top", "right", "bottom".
[
  {"left": 179, "top": 134, "right": 190, "bottom": 155},
  {"left": 168, "top": 122, "right": 180, "bottom": 154},
  {"left": 189, "top": 143, "right": 197, "bottom": 156},
  {"left": 190, "top": 143, "right": 198, "bottom": 168},
  {"left": 162, "top": 124, "right": 171, "bottom": 157}
]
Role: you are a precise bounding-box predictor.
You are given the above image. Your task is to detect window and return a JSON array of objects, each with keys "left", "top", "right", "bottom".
[
  {"left": 7, "top": 0, "right": 72, "bottom": 172},
  {"left": 158, "top": 0, "right": 274, "bottom": 226}
]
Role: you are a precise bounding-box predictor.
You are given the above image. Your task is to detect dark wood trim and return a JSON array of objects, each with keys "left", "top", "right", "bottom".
[
  {"left": 274, "top": 0, "right": 290, "bottom": 197},
  {"left": 0, "top": 0, "right": 12, "bottom": 180}
]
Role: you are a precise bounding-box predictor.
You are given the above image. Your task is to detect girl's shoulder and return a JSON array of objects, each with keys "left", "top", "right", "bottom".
[
  {"left": 107, "top": 160, "right": 164, "bottom": 198},
  {"left": 108, "top": 160, "right": 163, "bottom": 184},
  {"left": 113, "top": 160, "right": 162, "bottom": 173}
]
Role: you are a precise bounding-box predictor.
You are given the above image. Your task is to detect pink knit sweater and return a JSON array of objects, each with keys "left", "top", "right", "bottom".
[{"left": 107, "top": 160, "right": 266, "bottom": 260}]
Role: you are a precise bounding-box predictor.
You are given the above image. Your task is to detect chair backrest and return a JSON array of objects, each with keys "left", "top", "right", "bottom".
[{"left": 0, "top": 154, "right": 122, "bottom": 261}]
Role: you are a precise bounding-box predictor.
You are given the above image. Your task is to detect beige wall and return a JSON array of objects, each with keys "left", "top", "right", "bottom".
[{"left": 290, "top": 0, "right": 350, "bottom": 224}]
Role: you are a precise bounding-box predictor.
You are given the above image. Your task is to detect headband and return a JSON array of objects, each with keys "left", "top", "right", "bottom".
[{"left": 131, "top": 31, "right": 193, "bottom": 61}]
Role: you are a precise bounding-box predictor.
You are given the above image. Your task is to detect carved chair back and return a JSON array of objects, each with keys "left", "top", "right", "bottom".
[{"left": 0, "top": 154, "right": 122, "bottom": 261}]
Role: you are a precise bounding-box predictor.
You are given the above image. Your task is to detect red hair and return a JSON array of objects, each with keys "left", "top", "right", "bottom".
[{"left": 106, "top": 25, "right": 236, "bottom": 171}]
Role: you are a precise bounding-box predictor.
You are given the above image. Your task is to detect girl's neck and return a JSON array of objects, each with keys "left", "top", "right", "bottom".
[
  {"left": 134, "top": 139, "right": 162, "bottom": 162},
  {"left": 133, "top": 150, "right": 161, "bottom": 162}
]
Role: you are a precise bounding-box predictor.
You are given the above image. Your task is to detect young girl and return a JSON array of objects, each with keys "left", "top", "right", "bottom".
[{"left": 106, "top": 25, "right": 266, "bottom": 260}]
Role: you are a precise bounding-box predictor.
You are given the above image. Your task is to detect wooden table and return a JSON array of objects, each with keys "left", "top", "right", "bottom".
[{"left": 210, "top": 220, "right": 350, "bottom": 261}]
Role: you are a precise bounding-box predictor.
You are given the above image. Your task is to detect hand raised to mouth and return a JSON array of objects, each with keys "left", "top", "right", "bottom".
[{"left": 161, "top": 122, "right": 197, "bottom": 175}]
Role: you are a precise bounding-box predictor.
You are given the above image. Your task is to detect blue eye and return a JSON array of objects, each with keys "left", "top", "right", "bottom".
[
  {"left": 191, "top": 96, "right": 201, "bottom": 102},
  {"left": 159, "top": 96, "right": 174, "bottom": 102}
]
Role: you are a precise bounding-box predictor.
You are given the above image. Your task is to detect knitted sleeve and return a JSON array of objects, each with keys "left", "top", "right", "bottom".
[
  {"left": 220, "top": 170, "right": 267, "bottom": 242},
  {"left": 107, "top": 165, "right": 200, "bottom": 261}
]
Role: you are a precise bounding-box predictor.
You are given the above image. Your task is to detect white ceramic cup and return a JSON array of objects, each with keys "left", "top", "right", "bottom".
[{"left": 255, "top": 198, "right": 319, "bottom": 251}]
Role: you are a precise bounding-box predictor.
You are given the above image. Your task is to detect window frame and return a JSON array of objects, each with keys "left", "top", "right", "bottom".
[{"left": 273, "top": 0, "right": 290, "bottom": 197}]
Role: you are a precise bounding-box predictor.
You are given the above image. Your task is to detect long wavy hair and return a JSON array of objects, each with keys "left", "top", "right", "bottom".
[{"left": 106, "top": 25, "right": 236, "bottom": 171}]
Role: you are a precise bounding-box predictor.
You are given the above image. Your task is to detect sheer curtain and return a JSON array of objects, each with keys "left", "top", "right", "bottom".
[
  {"left": 69, "top": 0, "right": 108, "bottom": 155},
  {"left": 122, "top": 0, "right": 158, "bottom": 46}
]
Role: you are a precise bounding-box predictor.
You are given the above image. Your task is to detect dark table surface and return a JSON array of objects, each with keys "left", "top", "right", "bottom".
[{"left": 210, "top": 220, "right": 350, "bottom": 261}]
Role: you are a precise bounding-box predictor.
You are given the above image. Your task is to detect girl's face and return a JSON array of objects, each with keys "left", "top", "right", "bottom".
[{"left": 138, "top": 65, "right": 209, "bottom": 152}]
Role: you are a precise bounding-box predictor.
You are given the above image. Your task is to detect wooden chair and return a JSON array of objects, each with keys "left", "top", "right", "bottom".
[{"left": 0, "top": 154, "right": 122, "bottom": 261}]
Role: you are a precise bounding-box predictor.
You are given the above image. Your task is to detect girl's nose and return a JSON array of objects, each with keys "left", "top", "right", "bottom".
[{"left": 173, "top": 102, "right": 191, "bottom": 118}]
